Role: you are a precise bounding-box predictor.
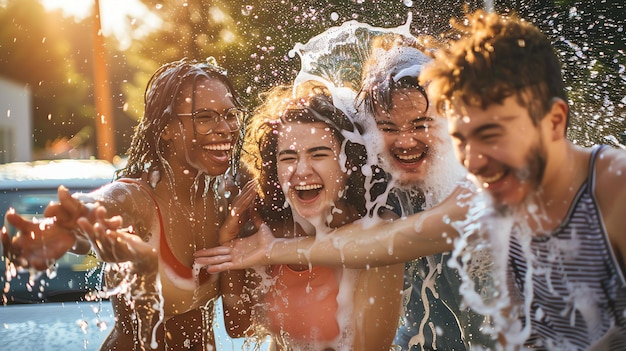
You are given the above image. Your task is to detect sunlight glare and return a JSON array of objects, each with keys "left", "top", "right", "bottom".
[{"left": 40, "top": 0, "right": 161, "bottom": 49}]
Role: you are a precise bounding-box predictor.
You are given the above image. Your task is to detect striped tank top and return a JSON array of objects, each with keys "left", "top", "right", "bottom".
[{"left": 508, "top": 145, "right": 626, "bottom": 350}]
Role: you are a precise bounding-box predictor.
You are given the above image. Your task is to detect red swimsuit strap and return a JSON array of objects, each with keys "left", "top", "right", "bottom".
[{"left": 117, "top": 178, "right": 193, "bottom": 279}]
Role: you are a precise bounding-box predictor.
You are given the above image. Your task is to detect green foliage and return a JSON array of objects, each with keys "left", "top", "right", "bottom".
[{"left": 0, "top": 0, "right": 90, "bottom": 148}]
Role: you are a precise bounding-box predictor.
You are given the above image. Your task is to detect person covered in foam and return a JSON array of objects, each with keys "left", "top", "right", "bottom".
[{"left": 356, "top": 33, "right": 495, "bottom": 350}]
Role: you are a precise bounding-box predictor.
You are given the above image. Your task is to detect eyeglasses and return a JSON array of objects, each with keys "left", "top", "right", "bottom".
[{"left": 177, "top": 107, "right": 246, "bottom": 135}]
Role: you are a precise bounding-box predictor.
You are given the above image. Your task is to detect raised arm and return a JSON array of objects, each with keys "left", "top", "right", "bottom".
[{"left": 196, "top": 185, "right": 472, "bottom": 272}]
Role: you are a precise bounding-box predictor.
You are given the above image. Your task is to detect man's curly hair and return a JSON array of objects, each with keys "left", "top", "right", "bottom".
[{"left": 420, "top": 10, "right": 567, "bottom": 127}]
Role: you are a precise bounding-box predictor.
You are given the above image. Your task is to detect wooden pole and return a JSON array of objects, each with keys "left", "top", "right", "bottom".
[{"left": 92, "top": 0, "right": 115, "bottom": 162}]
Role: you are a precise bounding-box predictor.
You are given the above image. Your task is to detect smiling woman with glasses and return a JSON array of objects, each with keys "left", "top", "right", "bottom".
[{"left": 1, "top": 57, "right": 257, "bottom": 351}]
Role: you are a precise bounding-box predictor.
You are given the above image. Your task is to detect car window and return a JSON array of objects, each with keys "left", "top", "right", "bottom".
[{"left": 2, "top": 192, "right": 57, "bottom": 228}]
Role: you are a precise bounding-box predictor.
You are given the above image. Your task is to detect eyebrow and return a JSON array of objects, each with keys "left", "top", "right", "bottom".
[
  {"left": 376, "top": 116, "right": 432, "bottom": 126},
  {"left": 451, "top": 114, "right": 518, "bottom": 138},
  {"left": 451, "top": 123, "right": 504, "bottom": 141},
  {"left": 277, "top": 146, "right": 334, "bottom": 157}
]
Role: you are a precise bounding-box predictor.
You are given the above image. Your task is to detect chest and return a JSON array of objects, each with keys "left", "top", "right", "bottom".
[
  {"left": 151, "top": 195, "right": 226, "bottom": 268},
  {"left": 507, "top": 201, "right": 625, "bottom": 316}
]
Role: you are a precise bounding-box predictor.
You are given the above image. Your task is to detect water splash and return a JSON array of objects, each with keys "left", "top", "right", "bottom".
[{"left": 290, "top": 13, "right": 414, "bottom": 117}]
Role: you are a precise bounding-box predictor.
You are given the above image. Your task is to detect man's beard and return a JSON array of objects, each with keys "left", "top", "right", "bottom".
[
  {"left": 515, "top": 141, "right": 547, "bottom": 193},
  {"left": 493, "top": 140, "right": 547, "bottom": 215}
]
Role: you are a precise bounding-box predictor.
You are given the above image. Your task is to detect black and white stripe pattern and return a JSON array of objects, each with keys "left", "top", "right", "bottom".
[{"left": 507, "top": 145, "right": 626, "bottom": 350}]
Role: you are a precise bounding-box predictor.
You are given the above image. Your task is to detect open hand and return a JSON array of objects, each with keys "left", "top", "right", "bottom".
[
  {"left": 77, "top": 206, "right": 157, "bottom": 274},
  {"left": 2, "top": 209, "right": 76, "bottom": 271},
  {"left": 195, "top": 223, "right": 277, "bottom": 273},
  {"left": 43, "top": 185, "right": 91, "bottom": 230}
]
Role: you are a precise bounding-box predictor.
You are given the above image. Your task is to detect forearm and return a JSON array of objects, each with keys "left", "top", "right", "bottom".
[
  {"left": 266, "top": 199, "right": 462, "bottom": 268},
  {"left": 220, "top": 269, "right": 255, "bottom": 338}
]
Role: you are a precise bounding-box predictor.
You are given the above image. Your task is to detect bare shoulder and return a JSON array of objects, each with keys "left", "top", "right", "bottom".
[
  {"left": 594, "top": 146, "right": 626, "bottom": 269},
  {"left": 89, "top": 179, "right": 157, "bottom": 220},
  {"left": 594, "top": 147, "right": 626, "bottom": 198}
]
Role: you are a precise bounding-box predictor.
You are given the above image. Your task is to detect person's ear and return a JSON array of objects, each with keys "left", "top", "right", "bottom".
[{"left": 546, "top": 98, "right": 568, "bottom": 141}]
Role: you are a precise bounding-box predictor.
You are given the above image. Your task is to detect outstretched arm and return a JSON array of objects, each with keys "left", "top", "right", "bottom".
[
  {"left": 77, "top": 206, "right": 156, "bottom": 271},
  {"left": 2, "top": 182, "right": 151, "bottom": 271},
  {"left": 196, "top": 185, "right": 471, "bottom": 272},
  {"left": 1, "top": 184, "right": 111, "bottom": 271}
]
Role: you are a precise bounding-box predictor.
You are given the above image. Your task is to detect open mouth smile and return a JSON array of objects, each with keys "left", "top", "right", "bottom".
[
  {"left": 203, "top": 143, "right": 232, "bottom": 151},
  {"left": 478, "top": 170, "right": 506, "bottom": 186},
  {"left": 202, "top": 142, "right": 233, "bottom": 164},
  {"left": 293, "top": 183, "right": 323, "bottom": 202},
  {"left": 392, "top": 148, "right": 427, "bottom": 166}
]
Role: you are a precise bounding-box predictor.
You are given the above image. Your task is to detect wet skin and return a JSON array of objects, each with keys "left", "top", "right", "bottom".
[
  {"left": 3, "top": 75, "right": 249, "bottom": 351},
  {"left": 448, "top": 95, "right": 547, "bottom": 207},
  {"left": 264, "top": 120, "right": 403, "bottom": 350},
  {"left": 166, "top": 78, "right": 239, "bottom": 177},
  {"left": 374, "top": 88, "right": 447, "bottom": 186},
  {"left": 276, "top": 121, "right": 346, "bottom": 224}
]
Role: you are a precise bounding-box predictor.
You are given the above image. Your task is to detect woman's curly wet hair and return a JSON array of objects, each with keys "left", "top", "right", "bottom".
[
  {"left": 241, "top": 85, "right": 370, "bottom": 226},
  {"left": 420, "top": 10, "right": 567, "bottom": 126}
]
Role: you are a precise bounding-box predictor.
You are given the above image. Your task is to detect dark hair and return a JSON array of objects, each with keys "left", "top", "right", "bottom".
[
  {"left": 356, "top": 34, "right": 434, "bottom": 117},
  {"left": 242, "top": 85, "right": 370, "bottom": 226},
  {"left": 421, "top": 11, "right": 567, "bottom": 127},
  {"left": 117, "top": 57, "right": 244, "bottom": 180}
]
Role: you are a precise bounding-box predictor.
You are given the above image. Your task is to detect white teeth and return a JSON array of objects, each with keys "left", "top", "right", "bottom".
[
  {"left": 397, "top": 154, "right": 420, "bottom": 161},
  {"left": 396, "top": 151, "right": 425, "bottom": 161},
  {"left": 294, "top": 184, "right": 322, "bottom": 191},
  {"left": 480, "top": 171, "right": 505, "bottom": 184},
  {"left": 203, "top": 143, "right": 231, "bottom": 151}
]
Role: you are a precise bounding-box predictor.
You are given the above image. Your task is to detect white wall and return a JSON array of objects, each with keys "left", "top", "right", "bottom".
[{"left": 0, "top": 78, "right": 32, "bottom": 163}]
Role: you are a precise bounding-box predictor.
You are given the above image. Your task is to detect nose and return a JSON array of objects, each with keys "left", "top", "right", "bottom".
[
  {"left": 210, "top": 118, "right": 236, "bottom": 137},
  {"left": 461, "top": 142, "right": 487, "bottom": 175},
  {"left": 293, "top": 157, "right": 313, "bottom": 178},
  {"left": 394, "top": 131, "right": 419, "bottom": 148}
]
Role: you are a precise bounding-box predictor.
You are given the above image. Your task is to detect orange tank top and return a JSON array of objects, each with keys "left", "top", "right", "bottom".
[{"left": 264, "top": 264, "right": 340, "bottom": 342}]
